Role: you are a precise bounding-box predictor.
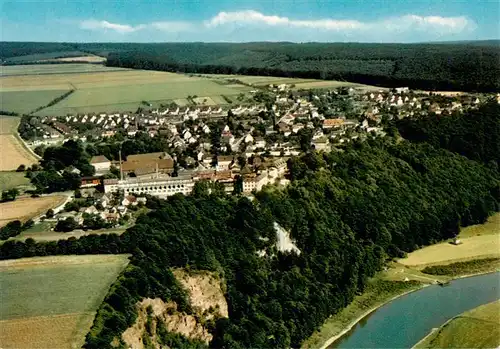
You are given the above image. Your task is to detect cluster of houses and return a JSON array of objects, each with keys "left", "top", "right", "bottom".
[{"left": 49, "top": 191, "right": 147, "bottom": 229}]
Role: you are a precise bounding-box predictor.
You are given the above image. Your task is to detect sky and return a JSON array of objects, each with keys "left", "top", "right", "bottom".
[{"left": 1, "top": 0, "right": 499, "bottom": 43}]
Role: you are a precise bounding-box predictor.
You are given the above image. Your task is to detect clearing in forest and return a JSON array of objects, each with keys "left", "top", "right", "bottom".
[{"left": 0, "top": 255, "right": 130, "bottom": 349}]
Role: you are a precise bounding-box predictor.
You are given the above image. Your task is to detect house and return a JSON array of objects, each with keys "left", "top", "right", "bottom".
[
  {"left": 322, "top": 118, "right": 345, "bottom": 129},
  {"left": 277, "top": 122, "right": 291, "bottom": 136},
  {"left": 311, "top": 137, "right": 330, "bottom": 152},
  {"left": 122, "top": 195, "right": 137, "bottom": 206},
  {"left": 244, "top": 134, "right": 254, "bottom": 143},
  {"left": 292, "top": 123, "right": 304, "bottom": 133},
  {"left": 242, "top": 173, "right": 269, "bottom": 193},
  {"left": 254, "top": 137, "right": 266, "bottom": 149},
  {"left": 90, "top": 155, "right": 111, "bottom": 174},
  {"left": 216, "top": 155, "right": 234, "bottom": 171},
  {"left": 81, "top": 176, "right": 101, "bottom": 188}
]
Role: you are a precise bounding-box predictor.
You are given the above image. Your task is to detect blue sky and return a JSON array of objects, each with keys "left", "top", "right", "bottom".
[{"left": 1, "top": 0, "right": 498, "bottom": 42}]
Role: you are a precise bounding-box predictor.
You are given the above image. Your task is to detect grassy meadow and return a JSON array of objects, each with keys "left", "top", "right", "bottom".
[
  {"left": 0, "top": 255, "right": 130, "bottom": 349},
  {"left": 0, "top": 171, "right": 31, "bottom": 191},
  {"left": 415, "top": 301, "right": 500, "bottom": 349}
]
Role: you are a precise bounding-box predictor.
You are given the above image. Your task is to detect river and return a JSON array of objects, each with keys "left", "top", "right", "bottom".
[{"left": 330, "top": 272, "right": 500, "bottom": 348}]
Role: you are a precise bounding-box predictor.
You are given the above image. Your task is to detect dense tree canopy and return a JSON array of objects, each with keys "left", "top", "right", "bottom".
[{"left": 2, "top": 41, "right": 499, "bottom": 91}]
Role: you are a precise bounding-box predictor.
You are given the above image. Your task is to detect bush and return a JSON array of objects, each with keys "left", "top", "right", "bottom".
[{"left": 54, "top": 217, "right": 78, "bottom": 232}]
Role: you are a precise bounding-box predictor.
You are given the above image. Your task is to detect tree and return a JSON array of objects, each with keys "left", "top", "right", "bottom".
[
  {"left": 2, "top": 188, "right": 19, "bottom": 202},
  {"left": 83, "top": 214, "right": 108, "bottom": 230},
  {"left": 46, "top": 209, "right": 54, "bottom": 218},
  {"left": 54, "top": 217, "right": 78, "bottom": 232},
  {"left": 16, "top": 164, "right": 26, "bottom": 172}
]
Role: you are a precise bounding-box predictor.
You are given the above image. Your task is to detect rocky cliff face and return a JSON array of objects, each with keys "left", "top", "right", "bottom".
[{"left": 120, "top": 269, "right": 228, "bottom": 349}]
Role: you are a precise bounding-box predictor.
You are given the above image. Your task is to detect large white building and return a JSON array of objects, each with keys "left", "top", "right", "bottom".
[{"left": 104, "top": 175, "right": 195, "bottom": 198}]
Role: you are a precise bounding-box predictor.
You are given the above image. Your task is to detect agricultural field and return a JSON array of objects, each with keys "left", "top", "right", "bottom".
[
  {"left": 200, "top": 74, "right": 382, "bottom": 90},
  {"left": 0, "top": 255, "right": 130, "bottom": 349},
  {"left": 0, "top": 195, "right": 67, "bottom": 227},
  {"left": 0, "top": 89, "right": 70, "bottom": 114},
  {"left": 399, "top": 213, "right": 500, "bottom": 268},
  {"left": 415, "top": 300, "right": 500, "bottom": 349},
  {"left": 0, "top": 63, "right": 123, "bottom": 76},
  {"left": 0, "top": 171, "right": 31, "bottom": 191},
  {"left": 1, "top": 64, "right": 253, "bottom": 115},
  {"left": 0, "top": 116, "right": 38, "bottom": 171}
]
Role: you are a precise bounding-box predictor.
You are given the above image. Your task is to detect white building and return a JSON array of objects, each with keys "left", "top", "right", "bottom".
[
  {"left": 90, "top": 155, "right": 111, "bottom": 174},
  {"left": 104, "top": 175, "right": 195, "bottom": 198}
]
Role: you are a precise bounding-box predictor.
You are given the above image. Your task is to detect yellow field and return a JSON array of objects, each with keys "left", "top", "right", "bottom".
[
  {"left": 400, "top": 235, "right": 500, "bottom": 268},
  {"left": 0, "top": 255, "right": 130, "bottom": 349},
  {"left": 415, "top": 301, "right": 500, "bottom": 349},
  {"left": 458, "top": 212, "right": 500, "bottom": 238},
  {"left": 0, "top": 195, "right": 66, "bottom": 227},
  {"left": 0, "top": 135, "right": 38, "bottom": 171},
  {"left": 0, "top": 313, "right": 91, "bottom": 349},
  {"left": 0, "top": 117, "right": 38, "bottom": 171}
]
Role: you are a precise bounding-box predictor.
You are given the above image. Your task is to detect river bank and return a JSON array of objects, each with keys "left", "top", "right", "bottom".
[
  {"left": 413, "top": 300, "right": 500, "bottom": 348},
  {"left": 302, "top": 262, "right": 500, "bottom": 349}
]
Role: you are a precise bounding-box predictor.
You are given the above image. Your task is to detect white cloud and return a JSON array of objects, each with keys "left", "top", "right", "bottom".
[
  {"left": 78, "top": 11, "right": 476, "bottom": 40},
  {"left": 206, "top": 10, "right": 367, "bottom": 31},
  {"left": 79, "top": 20, "right": 144, "bottom": 33}
]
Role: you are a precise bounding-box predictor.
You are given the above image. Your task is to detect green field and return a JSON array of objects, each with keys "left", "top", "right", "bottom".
[
  {"left": 0, "top": 255, "right": 130, "bottom": 348},
  {"left": 0, "top": 171, "right": 31, "bottom": 191},
  {"left": 0, "top": 63, "right": 125, "bottom": 76},
  {"left": 13, "top": 221, "right": 128, "bottom": 241},
  {"left": 0, "top": 89, "right": 70, "bottom": 114},
  {"left": 36, "top": 79, "right": 251, "bottom": 115},
  {"left": 415, "top": 301, "right": 500, "bottom": 348},
  {"left": 199, "top": 74, "right": 381, "bottom": 90},
  {"left": 1, "top": 64, "right": 254, "bottom": 115}
]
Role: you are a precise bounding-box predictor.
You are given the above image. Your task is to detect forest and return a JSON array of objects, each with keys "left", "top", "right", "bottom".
[
  {"left": 395, "top": 101, "right": 500, "bottom": 168},
  {"left": 1, "top": 41, "right": 499, "bottom": 91},
  {"left": 1, "top": 133, "right": 498, "bottom": 347}
]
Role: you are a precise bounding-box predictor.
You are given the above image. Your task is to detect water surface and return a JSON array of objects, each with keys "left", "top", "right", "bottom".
[{"left": 330, "top": 272, "right": 500, "bottom": 348}]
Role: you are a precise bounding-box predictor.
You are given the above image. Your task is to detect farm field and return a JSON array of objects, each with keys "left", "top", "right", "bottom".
[
  {"left": 0, "top": 63, "right": 123, "bottom": 76},
  {"left": 199, "top": 74, "right": 382, "bottom": 90},
  {"left": 415, "top": 300, "right": 500, "bottom": 349},
  {"left": 1, "top": 64, "right": 253, "bottom": 115},
  {"left": 0, "top": 171, "right": 31, "bottom": 191},
  {"left": 0, "top": 89, "right": 70, "bottom": 114},
  {"left": 0, "top": 116, "right": 38, "bottom": 171},
  {"left": 399, "top": 213, "right": 500, "bottom": 268},
  {"left": 0, "top": 255, "right": 130, "bottom": 349},
  {"left": 36, "top": 77, "right": 251, "bottom": 115},
  {"left": 0, "top": 195, "right": 67, "bottom": 227}
]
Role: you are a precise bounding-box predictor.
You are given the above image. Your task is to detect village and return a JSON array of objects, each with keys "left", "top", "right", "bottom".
[{"left": 17, "top": 84, "right": 495, "bottom": 231}]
